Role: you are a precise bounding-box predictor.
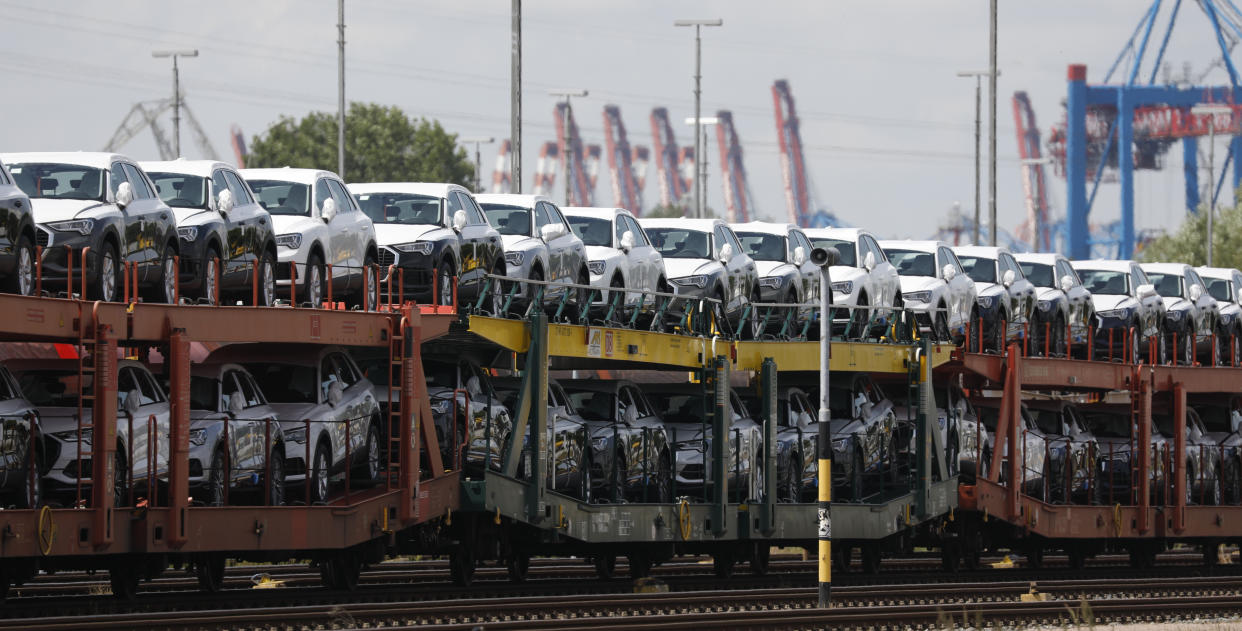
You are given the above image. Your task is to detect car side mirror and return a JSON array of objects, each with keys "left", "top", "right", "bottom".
[
  {"left": 1189, "top": 283, "right": 1203, "bottom": 301},
  {"left": 540, "top": 223, "right": 561, "bottom": 241},
  {"left": 320, "top": 197, "right": 337, "bottom": 223},
  {"left": 1137, "top": 283, "right": 1157, "bottom": 300},
  {"left": 863, "top": 251, "right": 876, "bottom": 272},
  {"left": 718, "top": 242, "right": 733, "bottom": 263},
  {"left": 1060, "top": 274, "right": 1074, "bottom": 293},
  {"left": 452, "top": 209, "right": 468, "bottom": 232},
  {"left": 124, "top": 388, "right": 141, "bottom": 417},
  {"left": 942, "top": 263, "right": 956, "bottom": 281},
  {"left": 217, "top": 189, "right": 234, "bottom": 215},
  {"left": 228, "top": 390, "right": 245, "bottom": 416},
  {"left": 620, "top": 230, "right": 636, "bottom": 252},
  {"left": 1002, "top": 269, "right": 1016, "bottom": 288},
  {"left": 115, "top": 181, "right": 134, "bottom": 208},
  {"left": 792, "top": 245, "right": 806, "bottom": 266},
  {"left": 327, "top": 380, "right": 344, "bottom": 406},
  {"left": 624, "top": 405, "right": 638, "bottom": 425}
]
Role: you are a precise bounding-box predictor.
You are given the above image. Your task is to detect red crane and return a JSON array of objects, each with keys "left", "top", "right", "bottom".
[
  {"left": 531, "top": 141, "right": 560, "bottom": 197},
  {"left": 491, "top": 139, "right": 512, "bottom": 193},
  {"left": 772, "top": 80, "right": 814, "bottom": 226},
  {"left": 554, "top": 103, "right": 594, "bottom": 206},
  {"left": 1012, "top": 91, "right": 1052, "bottom": 251},
  {"left": 602, "top": 105, "right": 645, "bottom": 213},
  {"left": 650, "top": 107, "right": 691, "bottom": 209},
  {"left": 714, "top": 110, "right": 753, "bottom": 223}
]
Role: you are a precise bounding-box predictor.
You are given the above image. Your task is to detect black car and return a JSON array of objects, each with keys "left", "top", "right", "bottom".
[
  {"left": 0, "top": 159, "right": 36, "bottom": 296},
  {"left": 144, "top": 160, "right": 278, "bottom": 306},
  {"left": 0, "top": 364, "right": 42, "bottom": 508},
  {"left": 423, "top": 358, "right": 514, "bottom": 474},
  {"left": 560, "top": 379, "right": 672, "bottom": 503},
  {"left": 350, "top": 183, "right": 505, "bottom": 309},
  {"left": 492, "top": 377, "right": 589, "bottom": 499},
  {"left": 822, "top": 373, "right": 899, "bottom": 502},
  {"left": 3, "top": 152, "right": 180, "bottom": 303},
  {"left": 740, "top": 386, "right": 818, "bottom": 503}
]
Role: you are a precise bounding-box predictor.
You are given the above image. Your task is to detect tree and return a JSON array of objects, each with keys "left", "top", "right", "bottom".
[
  {"left": 247, "top": 102, "right": 475, "bottom": 187},
  {"left": 644, "top": 204, "right": 688, "bottom": 218},
  {"left": 1141, "top": 195, "right": 1242, "bottom": 268}
]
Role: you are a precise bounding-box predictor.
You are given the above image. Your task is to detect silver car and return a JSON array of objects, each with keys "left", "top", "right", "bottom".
[
  {"left": 208, "top": 344, "right": 382, "bottom": 504},
  {"left": 804, "top": 228, "right": 901, "bottom": 339},
  {"left": 1197, "top": 266, "right": 1242, "bottom": 363},
  {"left": 953, "top": 246, "right": 1037, "bottom": 353},
  {"left": 1073, "top": 260, "right": 1166, "bottom": 363},
  {"left": 644, "top": 383, "right": 763, "bottom": 501},
  {"left": 1142, "top": 263, "right": 1223, "bottom": 366},
  {"left": 879, "top": 240, "right": 977, "bottom": 343},
  {"left": 11, "top": 359, "right": 170, "bottom": 506},
  {"left": 562, "top": 206, "right": 667, "bottom": 319},
  {"left": 188, "top": 363, "right": 286, "bottom": 506},
  {"left": 732, "top": 221, "right": 820, "bottom": 334},
  {"left": 1013, "top": 253, "right": 1094, "bottom": 357},
  {"left": 476, "top": 194, "right": 590, "bottom": 316}
]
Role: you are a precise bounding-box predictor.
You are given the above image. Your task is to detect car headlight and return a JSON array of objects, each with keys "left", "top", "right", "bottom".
[
  {"left": 505, "top": 251, "right": 525, "bottom": 266},
  {"left": 1037, "top": 299, "right": 1054, "bottom": 312},
  {"left": 905, "top": 290, "right": 931, "bottom": 303},
  {"left": 430, "top": 399, "right": 451, "bottom": 414},
  {"left": 177, "top": 226, "right": 199, "bottom": 242},
  {"left": 393, "top": 242, "right": 434, "bottom": 255},
  {"left": 1222, "top": 312, "right": 1235, "bottom": 324},
  {"left": 1098, "top": 307, "right": 1133, "bottom": 319},
  {"left": 831, "top": 437, "right": 849, "bottom": 451},
  {"left": 587, "top": 260, "right": 607, "bottom": 275},
  {"left": 284, "top": 426, "right": 307, "bottom": 443},
  {"left": 189, "top": 428, "right": 207, "bottom": 446},
  {"left": 1165, "top": 309, "right": 1184, "bottom": 321},
  {"left": 591, "top": 436, "right": 611, "bottom": 450},
  {"left": 760, "top": 276, "right": 785, "bottom": 290},
  {"left": 672, "top": 275, "right": 708, "bottom": 288},
  {"left": 830, "top": 280, "right": 853, "bottom": 294},
  {"left": 53, "top": 428, "right": 91, "bottom": 442},
  {"left": 977, "top": 295, "right": 994, "bottom": 309},
  {"left": 47, "top": 219, "right": 94, "bottom": 235},
  {"left": 275, "top": 233, "right": 303, "bottom": 249}
]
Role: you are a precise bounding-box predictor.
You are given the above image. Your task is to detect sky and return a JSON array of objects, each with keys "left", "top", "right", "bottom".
[{"left": 2, "top": 0, "right": 1237, "bottom": 245}]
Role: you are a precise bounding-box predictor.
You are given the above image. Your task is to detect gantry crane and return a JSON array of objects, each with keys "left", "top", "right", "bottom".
[
  {"left": 103, "top": 97, "right": 219, "bottom": 160},
  {"left": 602, "top": 105, "right": 646, "bottom": 214},
  {"left": 714, "top": 110, "right": 755, "bottom": 223}
]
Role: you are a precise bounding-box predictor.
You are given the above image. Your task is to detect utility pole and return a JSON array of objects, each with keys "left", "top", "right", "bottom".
[
  {"left": 511, "top": 0, "right": 522, "bottom": 193},
  {"left": 462, "top": 137, "right": 495, "bottom": 193},
  {"left": 550, "top": 90, "right": 587, "bottom": 206},
  {"left": 152, "top": 49, "right": 198, "bottom": 157},
  {"left": 957, "top": 70, "right": 989, "bottom": 245},
  {"left": 337, "top": 0, "right": 346, "bottom": 179},
  {"left": 685, "top": 117, "right": 719, "bottom": 218},
  {"left": 675, "top": 19, "right": 722, "bottom": 219},
  {"left": 1192, "top": 104, "right": 1231, "bottom": 266},
  {"left": 988, "top": 0, "right": 998, "bottom": 246}
]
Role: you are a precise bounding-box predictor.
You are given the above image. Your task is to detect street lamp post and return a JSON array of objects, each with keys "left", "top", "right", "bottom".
[
  {"left": 675, "top": 18, "right": 722, "bottom": 219},
  {"left": 550, "top": 90, "right": 588, "bottom": 207},
  {"left": 1192, "top": 104, "right": 1232, "bottom": 266},
  {"left": 152, "top": 49, "right": 199, "bottom": 157},
  {"left": 685, "top": 117, "right": 719, "bottom": 218},
  {"left": 462, "top": 137, "right": 495, "bottom": 193},
  {"left": 957, "top": 70, "right": 995, "bottom": 246}
]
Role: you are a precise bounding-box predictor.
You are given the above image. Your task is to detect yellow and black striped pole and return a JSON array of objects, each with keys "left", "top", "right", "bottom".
[{"left": 810, "top": 246, "right": 838, "bottom": 608}]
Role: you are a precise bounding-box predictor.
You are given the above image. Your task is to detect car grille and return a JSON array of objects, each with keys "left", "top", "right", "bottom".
[
  {"left": 378, "top": 248, "right": 397, "bottom": 268},
  {"left": 36, "top": 228, "right": 51, "bottom": 249}
]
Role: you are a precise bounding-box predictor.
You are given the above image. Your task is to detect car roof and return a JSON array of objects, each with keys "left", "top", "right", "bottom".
[
  {"left": 877, "top": 239, "right": 945, "bottom": 252},
  {"left": 1197, "top": 266, "right": 1242, "bottom": 279},
  {"left": 207, "top": 342, "right": 340, "bottom": 365},
  {"left": 238, "top": 167, "right": 340, "bottom": 185},
  {"left": 347, "top": 182, "right": 466, "bottom": 198},
  {"left": 803, "top": 227, "right": 868, "bottom": 240},
  {"left": 952, "top": 245, "right": 1010, "bottom": 258},
  {"left": 561, "top": 206, "right": 631, "bottom": 219},
  {"left": 474, "top": 193, "right": 552, "bottom": 208},
  {"left": 732, "top": 221, "right": 797, "bottom": 236},
  {"left": 1012, "top": 252, "right": 1062, "bottom": 264},
  {"left": 1139, "top": 262, "right": 1189, "bottom": 275},
  {"left": 189, "top": 362, "right": 251, "bottom": 379},
  {"left": 140, "top": 159, "right": 239, "bottom": 178},
  {"left": 1, "top": 151, "right": 137, "bottom": 169},
  {"left": 1072, "top": 259, "right": 1137, "bottom": 272},
  {"left": 6, "top": 357, "right": 147, "bottom": 372},
  {"left": 638, "top": 217, "right": 724, "bottom": 231}
]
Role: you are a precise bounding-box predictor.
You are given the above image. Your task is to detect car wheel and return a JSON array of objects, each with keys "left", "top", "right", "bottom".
[
  {"left": 310, "top": 442, "right": 330, "bottom": 504},
  {"left": 436, "top": 260, "right": 455, "bottom": 307},
  {"left": 1224, "top": 461, "right": 1241, "bottom": 505},
  {"left": 1053, "top": 313, "right": 1067, "bottom": 356},
  {"left": 573, "top": 269, "right": 590, "bottom": 322},
  {"left": 1214, "top": 326, "right": 1230, "bottom": 365},
  {"left": 19, "top": 446, "right": 43, "bottom": 509},
  {"left": 1127, "top": 324, "right": 1140, "bottom": 364},
  {"left": 988, "top": 314, "right": 1006, "bottom": 354},
  {"left": 779, "top": 455, "right": 802, "bottom": 502},
  {"left": 748, "top": 290, "right": 764, "bottom": 340},
  {"left": 489, "top": 265, "right": 506, "bottom": 315},
  {"left": 205, "top": 448, "right": 227, "bottom": 507},
  {"left": 849, "top": 293, "right": 870, "bottom": 341},
  {"left": 258, "top": 251, "right": 277, "bottom": 307},
  {"left": 934, "top": 308, "right": 951, "bottom": 343},
  {"left": 304, "top": 252, "right": 324, "bottom": 308},
  {"left": 201, "top": 246, "right": 220, "bottom": 303},
  {"left": 360, "top": 253, "right": 378, "bottom": 310},
  {"left": 527, "top": 267, "right": 543, "bottom": 315},
  {"left": 352, "top": 424, "right": 381, "bottom": 486},
  {"left": 580, "top": 452, "right": 593, "bottom": 503},
  {"left": 944, "top": 434, "right": 959, "bottom": 479},
  {"left": 850, "top": 450, "right": 865, "bottom": 502},
  {"left": 156, "top": 246, "right": 178, "bottom": 304},
  {"left": 6, "top": 234, "right": 34, "bottom": 296},
  {"left": 1177, "top": 326, "right": 1194, "bottom": 366},
  {"left": 268, "top": 448, "right": 286, "bottom": 506},
  {"left": 113, "top": 449, "right": 128, "bottom": 507},
  {"left": 779, "top": 289, "right": 798, "bottom": 337},
  {"left": 606, "top": 274, "right": 625, "bottom": 321},
  {"left": 92, "top": 242, "right": 119, "bottom": 303},
  {"left": 657, "top": 452, "right": 673, "bottom": 503}
]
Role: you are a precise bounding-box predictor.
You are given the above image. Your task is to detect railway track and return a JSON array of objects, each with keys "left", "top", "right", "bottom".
[{"left": 8, "top": 575, "right": 1242, "bottom": 630}]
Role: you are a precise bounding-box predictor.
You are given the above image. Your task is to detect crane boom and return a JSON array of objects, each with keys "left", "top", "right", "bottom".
[
  {"left": 714, "top": 110, "right": 753, "bottom": 223},
  {"left": 602, "top": 105, "right": 644, "bottom": 213},
  {"left": 650, "top": 107, "right": 689, "bottom": 209},
  {"left": 554, "top": 103, "right": 594, "bottom": 206},
  {"left": 772, "top": 80, "right": 812, "bottom": 225},
  {"left": 532, "top": 141, "right": 560, "bottom": 197},
  {"left": 492, "top": 139, "right": 513, "bottom": 193},
  {"left": 1012, "top": 91, "right": 1051, "bottom": 251}
]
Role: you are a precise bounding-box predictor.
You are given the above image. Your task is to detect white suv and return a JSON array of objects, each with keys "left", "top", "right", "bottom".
[
  {"left": 1197, "top": 266, "right": 1242, "bottom": 361},
  {"left": 805, "top": 228, "right": 900, "bottom": 339},
  {"left": 561, "top": 206, "right": 667, "bottom": 315},
  {"left": 240, "top": 168, "right": 378, "bottom": 309},
  {"left": 732, "top": 222, "right": 820, "bottom": 329},
  {"left": 879, "top": 240, "right": 977, "bottom": 343}
]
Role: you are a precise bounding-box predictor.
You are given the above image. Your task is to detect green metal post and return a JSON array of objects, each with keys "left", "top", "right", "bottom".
[
  {"left": 711, "top": 355, "right": 729, "bottom": 536},
  {"left": 759, "top": 357, "right": 777, "bottom": 535},
  {"left": 526, "top": 312, "right": 549, "bottom": 521}
]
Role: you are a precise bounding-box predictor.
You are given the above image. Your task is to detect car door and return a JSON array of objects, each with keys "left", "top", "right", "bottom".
[
  {"left": 333, "top": 352, "right": 373, "bottom": 462},
  {"left": 791, "top": 230, "right": 817, "bottom": 303},
  {"left": 540, "top": 202, "right": 575, "bottom": 290},
  {"left": 1131, "top": 265, "right": 1161, "bottom": 337},
  {"left": 218, "top": 370, "right": 253, "bottom": 473},
  {"left": 1056, "top": 258, "right": 1091, "bottom": 331},
  {"left": 108, "top": 163, "right": 145, "bottom": 278},
  {"left": 222, "top": 170, "right": 262, "bottom": 281},
  {"left": 120, "top": 163, "right": 169, "bottom": 279},
  {"left": 1184, "top": 268, "right": 1216, "bottom": 337},
  {"left": 939, "top": 247, "right": 971, "bottom": 329},
  {"left": 134, "top": 367, "right": 171, "bottom": 479},
  {"left": 455, "top": 192, "right": 498, "bottom": 293},
  {"left": 329, "top": 179, "right": 369, "bottom": 291}
]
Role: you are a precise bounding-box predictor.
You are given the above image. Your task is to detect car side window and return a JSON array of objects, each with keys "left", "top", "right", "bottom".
[
  {"left": 314, "top": 179, "right": 333, "bottom": 213},
  {"left": 234, "top": 371, "right": 264, "bottom": 407},
  {"left": 221, "top": 372, "right": 241, "bottom": 410},
  {"left": 544, "top": 202, "right": 568, "bottom": 227},
  {"left": 534, "top": 203, "right": 553, "bottom": 229},
  {"left": 331, "top": 354, "right": 360, "bottom": 387},
  {"left": 211, "top": 170, "right": 230, "bottom": 201},
  {"left": 223, "top": 171, "right": 255, "bottom": 205},
  {"left": 327, "top": 179, "right": 355, "bottom": 213},
  {"left": 122, "top": 165, "right": 155, "bottom": 199},
  {"left": 1131, "top": 266, "right": 1147, "bottom": 292},
  {"left": 457, "top": 192, "right": 487, "bottom": 225},
  {"left": 792, "top": 230, "right": 812, "bottom": 257},
  {"left": 133, "top": 370, "right": 159, "bottom": 406},
  {"left": 712, "top": 226, "right": 730, "bottom": 257},
  {"left": 614, "top": 216, "right": 627, "bottom": 244},
  {"left": 446, "top": 190, "right": 465, "bottom": 220},
  {"left": 117, "top": 368, "right": 139, "bottom": 410},
  {"left": 320, "top": 356, "right": 341, "bottom": 401},
  {"left": 0, "top": 164, "right": 9, "bottom": 185},
  {"left": 1186, "top": 269, "right": 1204, "bottom": 291},
  {"left": 109, "top": 162, "right": 129, "bottom": 197}
]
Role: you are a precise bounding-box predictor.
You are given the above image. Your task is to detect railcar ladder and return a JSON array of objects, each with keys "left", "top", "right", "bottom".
[
  {"left": 74, "top": 319, "right": 99, "bottom": 505},
  {"left": 387, "top": 324, "right": 405, "bottom": 488}
]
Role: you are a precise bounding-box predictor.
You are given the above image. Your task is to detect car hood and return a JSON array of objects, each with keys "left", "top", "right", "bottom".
[
  {"left": 36, "top": 407, "right": 86, "bottom": 434},
  {"left": 31, "top": 198, "right": 112, "bottom": 223},
  {"left": 501, "top": 234, "right": 541, "bottom": 251},
  {"left": 829, "top": 266, "right": 866, "bottom": 283},
  {"left": 1033, "top": 287, "right": 1063, "bottom": 303},
  {"left": 974, "top": 282, "right": 1004, "bottom": 297},
  {"left": 1095, "top": 436, "right": 1134, "bottom": 453},
  {"left": 375, "top": 223, "right": 450, "bottom": 246},
  {"left": 585, "top": 245, "right": 623, "bottom": 262},
  {"left": 266, "top": 401, "right": 322, "bottom": 423},
  {"left": 1091, "top": 294, "right": 1136, "bottom": 311},
  {"left": 663, "top": 258, "right": 717, "bottom": 279},
  {"left": 172, "top": 207, "right": 215, "bottom": 225},
  {"left": 1161, "top": 296, "right": 1191, "bottom": 312},
  {"left": 664, "top": 421, "right": 706, "bottom": 443},
  {"left": 755, "top": 260, "right": 794, "bottom": 278},
  {"left": 897, "top": 276, "right": 943, "bottom": 294},
  {"left": 830, "top": 417, "right": 862, "bottom": 436},
  {"left": 271, "top": 215, "right": 322, "bottom": 236}
]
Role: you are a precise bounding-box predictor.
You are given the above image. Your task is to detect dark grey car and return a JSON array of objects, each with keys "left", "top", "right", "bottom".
[
  {"left": 560, "top": 379, "right": 672, "bottom": 503},
  {"left": 0, "top": 160, "right": 36, "bottom": 296}
]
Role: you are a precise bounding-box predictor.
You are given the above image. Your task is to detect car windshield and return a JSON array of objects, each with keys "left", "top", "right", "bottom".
[
  {"left": 247, "top": 180, "right": 311, "bottom": 216},
  {"left": 566, "top": 216, "right": 612, "bottom": 247},
  {"left": 480, "top": 204, "right": 533, "bottom": 236},
  {"left": 8, "top": 163, "right": 106, "bottom": 201},
  {"left": 352, "top": 355, "right": 390, "bottom": 389},
  {"left": 422, "top": 360, "right": 459, "bottom": 389},
  {"left": 647, "top": 392, "right": 706, "bottom": 423},
  {"left": 735, "top": 232, "right": 787, "bottom": 262},
  {"left": 1018, "top": 262, "right": 1054, "bottom": 288},
  {"left": 355, "top": 192, "right": 442, "bottom": 225},
  {"left": 958, "top": 256, "right": 997, "bottom": 283},
  {"left": 1077, "top": 270, "right": 1129, "bottom": 295},
  {"left": 886, "top": 249, "right": 935, "bottom": 277},
  {"left": 242, "top": 362, "right": 318, "bottom": 404},
  {"left": 1144, "top": 272, "right": 1183, "bottom": 298},
  {"left": 148, "top": 172, "right": 208, "bottom": 209},
  {"left": 564, "top": 390, "right": 615, "bottom": 422},
  {"left": 646, "top": 228, "right": 711, "bottom": 259},
  {"left": 1205, "top": 278, "right": 1233, "bottom": 302},
  {"left": 190, "top": 376, "right": 219, "bottom": 411},
  {"left": 809, "top": 238, "right": 856, "bottom": 267},
  {"left": 1082, "top": 412, "right": 1131, "bottom": 438},
  {"left": 15, "top": 369, "right": 91, "bottom": 407},
  {"left": 1031, "top": 409, "right": 1063, "bottom": 435}
]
